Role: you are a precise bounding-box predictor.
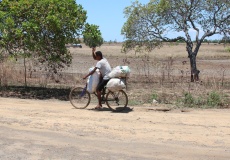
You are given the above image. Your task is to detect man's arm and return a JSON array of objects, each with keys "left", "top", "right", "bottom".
[
  {"left": 83, "top": 67, "right": 97, "bottom": 79},
  {"left": 92, "top": 47, "right": 96, "bottom": 60}
]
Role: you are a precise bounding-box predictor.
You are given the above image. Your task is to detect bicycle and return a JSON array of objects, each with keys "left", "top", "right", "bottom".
[{"left": 69, "top": 79, "right": 128, "bottom": 112}]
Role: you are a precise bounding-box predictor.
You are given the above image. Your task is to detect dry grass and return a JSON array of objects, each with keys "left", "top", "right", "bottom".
[
  {"left": 70, "top": 43, "right": 230, "bottom": 59},
  {"left": 1, "top": 43, "right": 230, "bottom": 108}
]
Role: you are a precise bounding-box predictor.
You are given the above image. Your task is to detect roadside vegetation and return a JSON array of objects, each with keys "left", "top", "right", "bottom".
[
  {"left": 0, "top": 0, "right": 230, "bottom": 109},
  {"left": 0, "top": 43, "right": 230, "bottom": 109}
]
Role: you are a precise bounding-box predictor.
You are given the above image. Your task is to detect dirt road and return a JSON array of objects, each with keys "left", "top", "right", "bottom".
[{"left": 0, "top": 97, "right": 230, "bottom": 160}]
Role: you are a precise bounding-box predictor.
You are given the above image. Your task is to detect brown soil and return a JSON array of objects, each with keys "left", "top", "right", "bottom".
[{"left": 0, "top": 97, "right": 229, "bottom": 159}]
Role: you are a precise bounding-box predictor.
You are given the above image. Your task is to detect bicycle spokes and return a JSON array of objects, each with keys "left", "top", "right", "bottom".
[
  {"left": 69, "top": 87, "right": 91, "bottom": 109},
  {"left": 106, "top": 90, "right": 128, "bottom": 112}
]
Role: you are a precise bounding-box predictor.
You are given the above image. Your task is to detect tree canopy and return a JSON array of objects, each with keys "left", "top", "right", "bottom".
[
  {"left": 122, "top": 0, "right": 230, "bottom": 81},
  {"left": 83, "top": 23, "right": 104, "bottom": 48},
  {"left": 0, "top": 0, "right": 103, "bottom": 72}
]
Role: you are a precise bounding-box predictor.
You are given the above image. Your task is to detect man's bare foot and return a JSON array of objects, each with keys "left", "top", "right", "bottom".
[{"left": 94, "top": 105, "right": 102, "bottom": 110}]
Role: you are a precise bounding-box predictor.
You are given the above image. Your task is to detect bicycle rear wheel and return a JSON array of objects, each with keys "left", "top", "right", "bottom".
[
  {"left": 69, "top": 87, "right": 91, "bottom": 109},
  {"left": 106, "top": 90, "right": 128, "bottom": 112}
]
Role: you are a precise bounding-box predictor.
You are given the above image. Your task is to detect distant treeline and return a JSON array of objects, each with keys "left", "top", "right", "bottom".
[
  {"left": 103, "top": 37, "right": 230, "bottom": 44},
  {"left": 203, "top": 39, "right": 230, "bottom": 44},
  {"left": 171, "top": 37, "right": 230, "bottom": 44}
]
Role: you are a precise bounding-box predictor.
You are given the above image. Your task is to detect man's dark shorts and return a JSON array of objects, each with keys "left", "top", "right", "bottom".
[{"left": 96, "top": 79, "right": 110, "bottom": 91}]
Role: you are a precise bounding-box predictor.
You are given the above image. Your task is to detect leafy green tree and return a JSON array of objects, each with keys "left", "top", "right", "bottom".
[
  {"left": 122, "top": 0, "right": 230, "bottom": 82},
  {"left": 83, "top": 23, "right": 103, "bottom": 48},
  {"left": 0, "top": 0, "right": 103, "bottom": 86}
]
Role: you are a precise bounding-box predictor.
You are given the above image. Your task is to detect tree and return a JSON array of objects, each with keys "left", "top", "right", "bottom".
[
  {"left": 221, "top": 35, "right": 230, "bottom": 45},
  {"left": 0, "top": 0, "right": 103, "bottom": 86},
  {"left": 122, "top": 0, "right": 230, "bottom": 82},
  {"left": 83, "top": 23, "right": 103, "bottom": 48}
]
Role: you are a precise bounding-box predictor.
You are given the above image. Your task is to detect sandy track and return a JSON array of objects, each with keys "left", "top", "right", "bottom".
[{"left": 0, "top": 97, "right": 230, "bottom": 160}]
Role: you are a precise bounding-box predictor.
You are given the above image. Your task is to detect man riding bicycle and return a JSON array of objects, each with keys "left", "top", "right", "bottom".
[{"left": 83, "top": 47, "right": 112, "bottom": 110}]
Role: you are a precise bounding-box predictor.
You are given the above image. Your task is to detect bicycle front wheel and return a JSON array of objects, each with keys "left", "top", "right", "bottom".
[
  {"left": 69, "top": 87, "right": 91, "bottom": 109},
  {"left": 106, "top": 90, "right": 128, "bottom": 112}
]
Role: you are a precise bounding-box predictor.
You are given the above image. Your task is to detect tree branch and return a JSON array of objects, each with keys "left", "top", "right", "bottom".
[{"left": 188, "top": 15, "right": 199, "bottom": 43}]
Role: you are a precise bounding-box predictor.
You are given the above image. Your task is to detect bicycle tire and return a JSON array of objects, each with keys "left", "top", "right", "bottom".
[
  {"left": 69, "top": 87, "right": 91, "bottom": 109},
  {"left": 106, "top": 90, "right": 128, "bottom": 112}
]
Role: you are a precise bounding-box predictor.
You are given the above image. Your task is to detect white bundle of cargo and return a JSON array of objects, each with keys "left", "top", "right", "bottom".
[
  {"left": 108, "top": 66, "right": 130, "bottom": 78},
  {"left": 106, "top": 78, "right": 126, "bottom": 92},
  {"left": 87, "top": 67, "right": 100, "bottom": 93}
]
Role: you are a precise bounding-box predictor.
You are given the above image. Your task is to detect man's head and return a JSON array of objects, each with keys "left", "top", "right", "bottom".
[{"left": 95, "top": 51, "right": 103, "bottom": 60}]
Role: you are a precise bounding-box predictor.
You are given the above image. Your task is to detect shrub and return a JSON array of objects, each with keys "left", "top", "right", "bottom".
[
  {"left": 183, "top": 92, "right": 195, "bottom": 107},
  {"left": 207, "top": 91, "right": 222, "bottom": 107},
  {"left": 180, "top": 91, "right": 228, "bottom": 108},
  {"left": 151, "top": 92, "right": 158, "bottom": 100},
  {"left": 225, "top": 47, "right": 230, "bottom": 52}
]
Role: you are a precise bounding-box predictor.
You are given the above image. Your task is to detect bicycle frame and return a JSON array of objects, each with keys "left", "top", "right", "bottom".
[
  {"left": 92, "top": 87, "right": 107, "bottom": 103},
  {"left": 80, "top": 86, "right": 87, "bottom": 97},
  {"left": 69, "top": 78, "right": 128, "bottom": 111}
]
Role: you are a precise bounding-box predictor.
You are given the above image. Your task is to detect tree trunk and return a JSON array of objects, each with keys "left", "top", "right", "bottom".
[
  {"left": 189, "top": 53, "right": 200, "bottom": 82},
  {"left": 23, "top": 57, "right": 27, "bottom": 87}
]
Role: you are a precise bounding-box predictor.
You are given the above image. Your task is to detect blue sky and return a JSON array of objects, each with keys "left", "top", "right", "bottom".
[
  {"left": 76, "top": 0, "right": 222, "bottom": 42},
  {"left": 76, "top": 0, "right": 150, "bottom": 42}
]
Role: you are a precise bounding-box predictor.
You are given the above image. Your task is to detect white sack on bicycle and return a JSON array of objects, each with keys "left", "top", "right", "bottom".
[
  {"left": 106, "top": 78, "right": 126, "bottom": 92},
  {"left": 87, "top": 67, "right": 100, "bottom": 93},
  {"left": 108, "top": 66, "right": 130, "bottom": 78}
]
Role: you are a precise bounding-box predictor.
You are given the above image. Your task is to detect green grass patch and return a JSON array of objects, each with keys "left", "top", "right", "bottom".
[{"left": 179, "top": 91, "right": 229, "bottom": 108}]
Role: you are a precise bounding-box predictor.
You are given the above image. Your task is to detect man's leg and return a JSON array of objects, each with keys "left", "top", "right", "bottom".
[
  {"left": 95, "top": 80, "right": 104, "bottom": 109},
  {"left": 96, "top": 90, "right": 102, "bottom": 108},
  {"left": 95, "top": 79, "right": 109, "bottom": 109}
]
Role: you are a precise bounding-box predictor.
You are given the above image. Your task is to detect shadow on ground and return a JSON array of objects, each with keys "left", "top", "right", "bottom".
[
  {"left": 0, "top": 86, "right": 70, "bottom": 101},
  {"left": 88, "top": 106, "right": 133, "bottom": 113}
]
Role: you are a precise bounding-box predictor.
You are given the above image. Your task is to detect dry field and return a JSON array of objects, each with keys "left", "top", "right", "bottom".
[
  {"left": 0, "top": 43, "right": 230, "bottom": 160},
  {"left": 1, "top": 42, "right": 230, "bottom": 108},
  {"left": 69, "top": 43, "right": 230, "bottom": 108}
]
